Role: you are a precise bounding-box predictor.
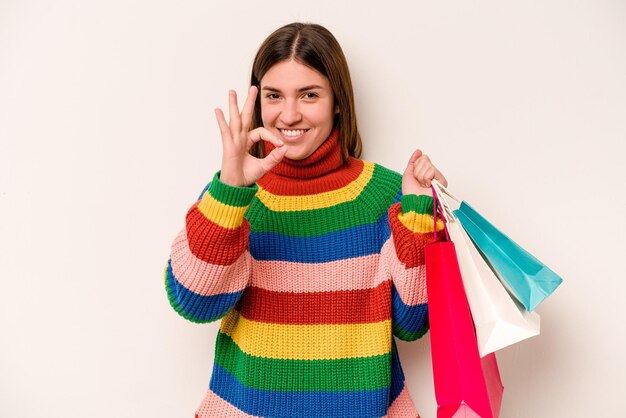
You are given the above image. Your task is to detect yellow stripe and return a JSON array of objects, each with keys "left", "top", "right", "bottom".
[
  {"left": 398, "top": 212, "right": 445, "bottom": 233},
  {"left": 255, "top": 162, "right": 376, "bottom": 212},
  {"left": 197, "top": 192, "right": 247, "bottom": 229},
  {"left": 219, "top": 310, "right": 392, "bottom": 360}
]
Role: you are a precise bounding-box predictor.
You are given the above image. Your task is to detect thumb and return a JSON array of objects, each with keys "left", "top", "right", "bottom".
[
  {"left": 260, "top": 145, "right": 287, "bottom": 173},
  {"left": 403, "top": 149, "right": 422, "bottom": 177}
]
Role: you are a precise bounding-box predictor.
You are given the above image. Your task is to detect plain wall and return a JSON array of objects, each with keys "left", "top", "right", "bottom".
[{"left": 1, "top": 0, "right": 625, "bottom": 417}]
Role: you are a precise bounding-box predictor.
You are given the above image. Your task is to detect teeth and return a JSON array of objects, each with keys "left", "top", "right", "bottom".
[{"left": 281, "top": 129, "right": 306, "bottom": 137}]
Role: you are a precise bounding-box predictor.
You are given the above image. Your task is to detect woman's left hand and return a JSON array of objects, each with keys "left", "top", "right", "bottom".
[{"left": 402, "top": 149, "right": 448, "bottom": 196}]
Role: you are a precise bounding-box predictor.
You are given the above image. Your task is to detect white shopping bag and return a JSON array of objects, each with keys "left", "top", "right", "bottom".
[{"left": 432, "top": 180, "right": 540, "bottom": 357}]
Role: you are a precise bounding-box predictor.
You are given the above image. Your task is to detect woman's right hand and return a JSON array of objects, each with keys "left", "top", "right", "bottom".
[{"left": 215, "top": 86, "right": 287, "bottom": 187}]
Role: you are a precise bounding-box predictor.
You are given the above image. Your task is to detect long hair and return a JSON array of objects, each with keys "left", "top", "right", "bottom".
[{"left": 249, "top": 22, "right": 362, "bottom": 163}]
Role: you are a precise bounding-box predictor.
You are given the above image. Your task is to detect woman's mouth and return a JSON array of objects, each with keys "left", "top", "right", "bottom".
[{"left": 279, "top": 128, "right": 309, "bottom": 139}]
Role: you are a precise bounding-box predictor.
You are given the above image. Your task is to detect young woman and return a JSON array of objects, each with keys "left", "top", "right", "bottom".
[{"left": 165, "top": 22, "right": 447, "bottom": 418}]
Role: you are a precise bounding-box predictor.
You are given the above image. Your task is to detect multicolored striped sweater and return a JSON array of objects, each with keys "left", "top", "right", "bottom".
[{"left": 165, "top": 129, "right": 443, "bottom": 417}]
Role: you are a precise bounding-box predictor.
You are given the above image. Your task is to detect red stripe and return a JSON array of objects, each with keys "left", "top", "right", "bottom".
[
  {"left": 257, "top": 158, "right": 365, "bottom": 196},
  {"left": 185, "top": 205, "right": 249, "bottom": 265},
  {"left": 239, "top": 280, "right": 392, "bottom": 324},
  {"left": 388, "top": 203, "right": 441, "bottom": 269}
]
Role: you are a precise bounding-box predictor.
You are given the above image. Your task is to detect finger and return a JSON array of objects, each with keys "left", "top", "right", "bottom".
[
  {"left": 413, "top": 158, "right": 434, "bottom": 187},
  {"left": 434, "top": 169, "right": 448, "bottom": 188},
  {"left": 259, "top": 145, "right": 288, "bottom": 172},
  {"left": 240, "top": 86, "right": 258, "bottom": 132},
  {"left": 228, "top": 90, "right": 242, "bottom": 132},
  {"left": 409, "top": 149, "right": 422, "bottom": 164},
  {"left": 403, "top": 149, "right": 423, "bottom": 176},
  {"left": 214, "top": 108, "right": 232, "bottom": 144},
  {"left": 248, "top": 127, "right": 284, "bottom": 148},
  {"left": 411, "top": 155, "right": 428, "bottom": 178},
  {"left": 421, "top": 166, "right": 436, "bottom": 187},
  {"left": 415, "top": 164, "right": 436, "bottom": 187}
]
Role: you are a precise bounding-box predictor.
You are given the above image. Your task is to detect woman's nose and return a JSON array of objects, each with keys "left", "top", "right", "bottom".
[{"left": 279, "top": 100, "right": 302, "bottom": 125}]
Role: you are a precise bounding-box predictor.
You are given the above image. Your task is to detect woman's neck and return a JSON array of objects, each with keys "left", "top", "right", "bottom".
[
  {"left": 258, "top": 128, "right": 365, "bottom": 196},
  {"left": 263, "top": 128, "right": 344, "bottom": 179}
]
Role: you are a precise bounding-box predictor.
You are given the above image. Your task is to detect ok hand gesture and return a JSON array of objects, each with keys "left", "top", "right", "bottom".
[{"left": 215, "top": 86, "right": 287, "bottom": 187}]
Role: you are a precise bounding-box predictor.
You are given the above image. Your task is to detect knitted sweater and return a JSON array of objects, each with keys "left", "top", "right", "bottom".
[{"left": 165, "top": 129, "right": 443, "bottom": 418}]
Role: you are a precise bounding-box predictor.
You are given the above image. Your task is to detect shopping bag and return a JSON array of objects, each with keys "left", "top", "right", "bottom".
[
  {"left": 426, "top": 191, "right": 503, "bottom": 418},
  {"left": 432, "top": 181, "right": 540, "bottom": 357},
  {"left": 436, "top": 355, "right": 503, "bottom": 418},
  {"left": 452, "top": 198, "right": 563, "bottom": 311}
]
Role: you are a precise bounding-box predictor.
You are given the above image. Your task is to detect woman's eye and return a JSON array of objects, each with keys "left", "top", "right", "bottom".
[
  {"left": 266, "top": 93, "right": 280, "bottom": 100},
  {"left": 303, "top": 92, "right": 318, "bottom": 99}
]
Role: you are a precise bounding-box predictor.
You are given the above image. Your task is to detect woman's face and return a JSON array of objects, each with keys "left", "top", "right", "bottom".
[{"left": 260, "top": 60, "right": 337, "bottom": 160}]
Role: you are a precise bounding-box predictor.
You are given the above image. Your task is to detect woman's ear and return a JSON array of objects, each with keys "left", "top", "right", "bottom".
[{"left": 334, "top": 105, "right": 340, "bottom": 114}]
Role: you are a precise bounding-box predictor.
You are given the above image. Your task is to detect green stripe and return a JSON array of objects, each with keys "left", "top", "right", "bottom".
[
  {"left": 393, "top": 321, "right": 430, "bottom": 342},
  {"left": 209, "top": 171, "right": 259, "bottom": 207},
  {"left": 214, "top": 332, "right": 392, "bottom": 391},
  {"left": 401, "top": 194, "right": 435, "bottom": 215},
  {"left": 246, "top": 165, "right": 402, "bottom": 236}
]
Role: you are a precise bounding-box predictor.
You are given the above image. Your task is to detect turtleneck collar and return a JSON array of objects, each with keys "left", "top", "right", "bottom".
[{"left": 263, "top": 128, "right": 343, "bottom": 179}]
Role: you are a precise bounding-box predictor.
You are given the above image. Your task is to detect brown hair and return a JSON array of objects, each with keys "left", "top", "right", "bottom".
[{"left": 249, "top": 22, "right": 362, "bottom": 163}]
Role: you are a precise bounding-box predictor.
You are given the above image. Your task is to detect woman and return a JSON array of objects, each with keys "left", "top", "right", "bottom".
[{"left": 165, "top": 22, "right": 447, "bottom": 417}]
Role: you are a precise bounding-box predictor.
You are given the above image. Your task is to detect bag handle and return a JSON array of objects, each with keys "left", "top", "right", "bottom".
[
  {"left": 432, "top": 185, "right": 451, "bottom": 242},
  {"left": 432, "top": 179, "right": 461, "bottom": 203},
  {"left": 431, "top": 180, "right": 456, "bottom": 224}
]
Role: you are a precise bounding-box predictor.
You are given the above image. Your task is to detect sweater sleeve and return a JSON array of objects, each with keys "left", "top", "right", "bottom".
[
  {"left": 164, "top": 172, "right": 258, "bottom": 323},
  {"left": 383, "top": 193, "right": 445, "bottom": 341}
]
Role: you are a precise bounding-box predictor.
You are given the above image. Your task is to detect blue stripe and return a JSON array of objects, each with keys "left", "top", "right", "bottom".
[
  {"left": 209, "top": 363, "right": 389, "bottom": 417},
  {"left": 391, "top": 284, "right": 428, "bottom": 335},
  {"left": 393, "top": 189, "right": 402, "bottom": 204},
  {"left": 389, "top": 340, "right": 405, "bottom": 405},
  {"left": 165, "top": 259, "right": 243, "bottom": 323},
  {"left": 250, "top": 212, "right": 391, "bottom": 263},
  {"left": 197, "top": 182, "right": 211, "bottom": 201}
]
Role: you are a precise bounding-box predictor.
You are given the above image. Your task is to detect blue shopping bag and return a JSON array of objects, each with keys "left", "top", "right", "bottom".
[{"left": 453, "top": 201, "right": 563, "bottom": 311}]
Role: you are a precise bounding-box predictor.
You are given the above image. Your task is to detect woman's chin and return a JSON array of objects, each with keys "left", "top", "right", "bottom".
[{"left": 283, "top": 147, "right": 312, "bottom": 161}]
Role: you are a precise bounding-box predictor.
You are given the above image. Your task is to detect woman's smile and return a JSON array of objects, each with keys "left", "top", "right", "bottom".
[{"left": 278, "top": 128, "right": 310, "bottom": 141}]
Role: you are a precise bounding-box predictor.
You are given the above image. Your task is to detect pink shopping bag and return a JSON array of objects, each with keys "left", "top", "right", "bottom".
[{"left": 425, "top": 189, "right": 503, "bottom": 417}]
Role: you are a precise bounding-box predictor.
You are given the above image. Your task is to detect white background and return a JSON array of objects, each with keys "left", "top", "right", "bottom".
[{"left": 1, "top": 1, "right": 625, "bottom": 417}]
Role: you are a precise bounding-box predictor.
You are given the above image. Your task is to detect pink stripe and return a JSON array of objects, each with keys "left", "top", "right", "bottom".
[
  {"left": 385, "top": 385, "right": 421, "bottom": 417},
  {"left": 170, "top": 228, "right": 250, "bottom": 296},
  {"left": 195, "top": 389, "right": 255, "bottom": 417},
  {"left": 252, "top": 253, "right": 387, "bottom": 292},
  {"left": 382, "top": 239, "right": 428, "bottom": 306}
]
